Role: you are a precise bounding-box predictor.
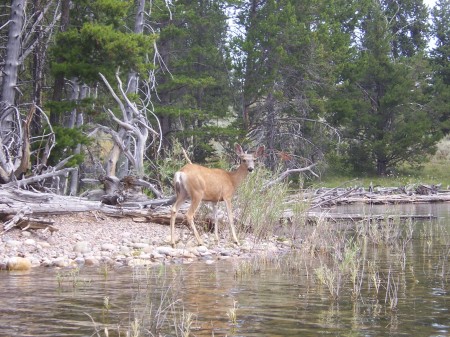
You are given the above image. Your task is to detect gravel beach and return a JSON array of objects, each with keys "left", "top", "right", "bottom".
[{"left": 0, "top": 213, "right": 287, "bottom": 270}]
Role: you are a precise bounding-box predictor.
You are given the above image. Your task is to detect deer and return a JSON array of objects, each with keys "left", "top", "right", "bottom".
[{"left": 169, "top": 143, "right": 265, "bottom": 247}]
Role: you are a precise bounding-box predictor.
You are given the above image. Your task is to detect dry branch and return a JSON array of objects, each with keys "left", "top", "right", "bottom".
[{"left": 4, "top": 167, "right": 77, "bottom": 188}]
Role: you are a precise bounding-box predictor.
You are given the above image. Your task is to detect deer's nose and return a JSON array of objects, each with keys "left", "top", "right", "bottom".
[{"left": 248, "top": 167, "right": 254, "bottom": 172}]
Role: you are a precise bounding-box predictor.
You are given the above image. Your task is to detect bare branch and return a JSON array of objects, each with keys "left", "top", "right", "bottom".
[
  {"left": 4, "top": 167, "right": 77, "bottom": 188},
  {"left": 262, "top": 163, "right": 318, "bottom": 190}
]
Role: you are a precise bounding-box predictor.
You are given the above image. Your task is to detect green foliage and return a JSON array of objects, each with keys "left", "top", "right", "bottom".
[
  {"left": 70, "top": 0, "right": 131, "bottom": 27},
  {"left": 149, "top": 140, "right": 190, "bottom": 194},
  {"left": 232, "top": 0, "right": 355, "bottom": 167},
  {"left": 6, "top": 0, "right": 449, "bottom": 185},
  {"left": 51, "top": 23, "right": 155, "bottom": 83},
  {"left": 153, "top": 0, "right": 236, "bottom": 161},
  {"left": 48, "top": 127, "right": 92, "bottom": 167},
  {"left": 430, "top": 0, "right": 450, "bottom": 133},
  {"left": 318, "top": 136, "right": 450, "bottom": 187},
  {"left": 327, "top": 1, "right": 439, "bottom": 176}
]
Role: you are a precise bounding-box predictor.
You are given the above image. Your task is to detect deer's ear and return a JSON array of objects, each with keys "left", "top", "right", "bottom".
[
  {"left": 234, "top": 143, "right": 244, "bottom": 155},
  {"left": 255, "top": 145, "right": 265, "bottom": 158}
]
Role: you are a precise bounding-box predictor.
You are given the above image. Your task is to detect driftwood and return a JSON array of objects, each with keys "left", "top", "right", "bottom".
[
  {"left": 1, "top": 207, "right": 58, "bottom": 234},
  {"left": 1, "top": 180, "right": 449, "bottom": 234},
  {"left": 81, "top": 175, "right": 163, "bottom": 204},
  {"left": 298, "top": 184, "right": 450, "bottom": 208},
  {"left": 0, "top": 185, "right": 179, "bottom": 233},
  {"left": 282, "top": 210, "right": 437, "bottom": 224}
]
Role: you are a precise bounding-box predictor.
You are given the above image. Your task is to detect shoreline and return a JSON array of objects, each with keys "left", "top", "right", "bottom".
[{"left": 0, "top": 213, "right": 288, "bottom": 271}]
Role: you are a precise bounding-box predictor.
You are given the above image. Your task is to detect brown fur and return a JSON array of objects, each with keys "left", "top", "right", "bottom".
[{"left": 169, "top": 144, "right": 265, "bottom": 246}]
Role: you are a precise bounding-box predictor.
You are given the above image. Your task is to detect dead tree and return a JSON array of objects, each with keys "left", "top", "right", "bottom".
[{"left": 97, "top": 72, "right": 161, "bottom": 178}]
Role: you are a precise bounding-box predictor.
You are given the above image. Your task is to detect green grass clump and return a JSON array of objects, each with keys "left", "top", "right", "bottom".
[{"left": 234, "top": 168, "right": 289, "bottom": 242}]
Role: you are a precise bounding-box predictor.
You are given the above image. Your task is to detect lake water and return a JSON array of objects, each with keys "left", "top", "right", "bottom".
[{"left": 0, "top": 203, "right": 449, "bottom": 336}]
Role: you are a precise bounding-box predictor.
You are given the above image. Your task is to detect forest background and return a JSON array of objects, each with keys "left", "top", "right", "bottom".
[{"left": 1, "top": 0, "right": 449, "bottom": 197}]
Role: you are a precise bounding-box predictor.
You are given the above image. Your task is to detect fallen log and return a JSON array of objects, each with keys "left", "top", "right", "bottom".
[
  {"left": 1, "top": 181, "right": 449, "bottom": 235},
  {"left": 282, "top": 209, "right": 437, "bottom": 224}
]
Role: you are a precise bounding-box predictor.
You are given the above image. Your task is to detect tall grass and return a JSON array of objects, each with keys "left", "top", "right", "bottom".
[
  {"left": 232, "top": 208, "right": 424, "bottom": 308},
  {"left": 234, "top": 168, "right": 289, "bottom": 242}
]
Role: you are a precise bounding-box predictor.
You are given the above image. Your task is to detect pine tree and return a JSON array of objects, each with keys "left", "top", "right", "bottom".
[
  {"left": 153, "top": 0, "right": 236, "bottom": 162},
  {"left": 328, "top": 0, "right": 439, "bottom": 175},
  {"left": 233, "top": 0, "right": 353, "bottom": 168},
  {"left": 430, "top": 0, "right": 450, "bottom": 133}
]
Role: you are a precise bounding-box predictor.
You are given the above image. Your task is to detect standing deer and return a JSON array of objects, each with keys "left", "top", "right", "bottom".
[{"left": 169, "top": 143, "right": 265, "bottom": 247}]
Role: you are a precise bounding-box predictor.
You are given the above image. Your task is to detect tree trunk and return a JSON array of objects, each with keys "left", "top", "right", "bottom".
[
  {"left": 376, "top": 158, "right": 388, "bottom": 176},
  {"left": 1, "top": 0, "right": 25, "bottom": 129},
  {"left": 31, "top": 0, "right": 44, "bottom": 134},
  {"left": 106, "top": 0, "right": 147, "bottom": 178},
  {"left": 0, "top": 0, "right": 26, "bottom": 183}
]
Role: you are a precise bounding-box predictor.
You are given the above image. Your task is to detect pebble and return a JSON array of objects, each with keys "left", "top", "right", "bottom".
[
  {"left": 74, "top": 241, "right": 91, "bottom": 254},
  {"left": 101, "top": 243, "right": 116, "bottom": 251},
  {"left": 24, "top": 239, "right": 36, "bottom": 246},
  {"left": 0, "top": 215, "right": 288, "bottom": 269}
]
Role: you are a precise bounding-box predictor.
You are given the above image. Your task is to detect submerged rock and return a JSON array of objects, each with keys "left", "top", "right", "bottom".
[{"left": 6, "top": 257, "right": 32, "bottom": 271}]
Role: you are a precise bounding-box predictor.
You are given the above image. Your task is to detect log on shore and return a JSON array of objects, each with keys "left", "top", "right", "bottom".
[
  {"left": 282, "top": 210, "right": 437, "bottom": 224},
  {"left": 1, "top": 184, "right": 448, "bottom": 234}
]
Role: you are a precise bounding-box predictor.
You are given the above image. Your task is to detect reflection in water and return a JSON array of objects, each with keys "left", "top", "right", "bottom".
[{"left": 0, "top": 203, "right": 449, "bottom": 336}]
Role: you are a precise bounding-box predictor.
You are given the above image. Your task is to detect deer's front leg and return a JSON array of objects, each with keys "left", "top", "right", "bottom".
[
  {"left": 212, "top": 203, "right": 219, "bottom": 243},
  {"left": 225, "top": 199, "right": 239, "bottom": 244}
]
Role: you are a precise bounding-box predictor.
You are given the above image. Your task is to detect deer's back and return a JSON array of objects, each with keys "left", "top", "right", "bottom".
[{"left": 178, "top": 164, "right": 235, "bottom": 202}]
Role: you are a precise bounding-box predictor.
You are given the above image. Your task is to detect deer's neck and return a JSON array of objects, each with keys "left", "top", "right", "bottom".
[{"left": 229, "top": 163, "right": 249, "bottom": 188}]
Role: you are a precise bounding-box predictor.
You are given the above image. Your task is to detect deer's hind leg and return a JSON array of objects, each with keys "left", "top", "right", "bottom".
[
  {"left": 170, "top": 175, "right": 189, "bottom": 247},
  {"left": 185, "top": 191, "right": 204, "bottom": 245}
]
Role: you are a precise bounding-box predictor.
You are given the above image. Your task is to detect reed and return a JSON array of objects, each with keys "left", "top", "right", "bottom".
[
  {"left": 234, "top": 168, "right": 289, "bottom": 242},
  {"left": 226, "top": 299, "right": 239, "bottom": 325},
  {"left": 56, "top": 267, "right": 91, "bottom": 290},
  {"left": 367, "top": 261, "right": 381, "bottom": 295},
  {"left": 385, "top": 267, "right": 399, "bottom": 311}
]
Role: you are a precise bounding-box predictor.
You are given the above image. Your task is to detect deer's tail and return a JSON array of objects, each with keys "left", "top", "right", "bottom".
[{"left": 174, "top": 171, "right": 188, "bottom": 196}]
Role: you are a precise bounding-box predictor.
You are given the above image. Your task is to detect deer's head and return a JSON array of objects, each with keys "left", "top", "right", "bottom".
[{"left": 235, "top": 143, "right": 265, "bottom": 172}]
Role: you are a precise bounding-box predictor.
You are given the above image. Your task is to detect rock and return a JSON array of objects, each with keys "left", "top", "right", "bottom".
[
  {"left": 151, "top": 251, "right": 165, "bottom": 259},
  {"left": 196, "top": 246, "right": 209, "bottom": 254},
  {"left": 52, "top": 257, "right": 70, "bottom": 268},
  {"left": 177, "top": 249, "right": 196, "bottom": 258},
  {"left": 101, "top": 243, "right": 116, "bottom": 251},
  {"left": 24, "top": 239, "right": 36, "bottom": 246},
  {"left": 84, "top": 257, "right": 100, "bottom": 266},
  {"left": 28, "top": 256, "right": 41, "bottom": 267},
  {"left": 131, "top": 243, "right": 149, "bottom": 249},
  {"left": 156, "top": 246, "right": 177, "bottom": 256},
  {"left": 40, "top": 258, "right": 53, "bottom": 267},
  {"left": 119, "top": 245, "right": 131, "bottom": 254},
  {"left": 7, "top": 257, "right": 32, "bottom": 271},
  {"left": 74, "top": 257, "right": 85, "bottom": 266},
  {"left": 39, "top": 241, "right": 51, "bottom": 249},
  {"left": 73, "top": 241, "right": 91, "bottom": 254},
  {"left": 5, "top": 240, "right": 22, "bottom": 248},
  {"left": 143, "top": 245, "right": 154, "bottom": 253}
]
